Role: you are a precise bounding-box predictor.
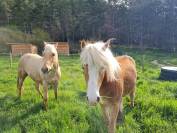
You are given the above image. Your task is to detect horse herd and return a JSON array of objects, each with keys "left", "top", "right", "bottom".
[{"left": 17, "top": 39, "right": 137, "bottom": 133}]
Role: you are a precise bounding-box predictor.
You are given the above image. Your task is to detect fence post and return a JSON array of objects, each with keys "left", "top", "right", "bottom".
[
  {"left": 141, "top": 54, "right": 145, "bottom": 72},
  {"left": 10, "top": 52, "right": 12, "bottom": 68}
]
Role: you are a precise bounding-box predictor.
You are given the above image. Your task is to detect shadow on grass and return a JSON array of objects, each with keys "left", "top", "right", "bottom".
[
  {"left": 78, "top": 91, "right": 86, "bottom": 99},
  {"left": 0, "top": 94, "right": 43, "bottom": 132}
]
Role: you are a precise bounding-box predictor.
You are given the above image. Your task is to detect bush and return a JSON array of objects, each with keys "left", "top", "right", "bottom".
[
  {"left": 30, "top": 28, "right": 51, "bottom": 54},
  {"left": 0, "top": 26, "right": 32, "bottom": 53},
  {"left": 0, "top": 26, "right": 51, "bottom": 54}
]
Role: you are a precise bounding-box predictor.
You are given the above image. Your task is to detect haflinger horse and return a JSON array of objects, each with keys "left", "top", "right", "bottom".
[
  {"left": 80, "top": 39, "right": 137, "bottom": 133},
  {"left": 17, "top": 42, "right": 61, "bottom": 110}
]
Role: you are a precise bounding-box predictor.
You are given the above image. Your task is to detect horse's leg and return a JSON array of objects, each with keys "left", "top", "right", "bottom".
[
  {"left": 35, "top": 82, "right": 43, "bottom": 99},
  {"left": 54, "top": 81, "right": 58, "bottom": 99},
  {"left": 43, "top": 81, "right": 48, "bottom": 110},
  {"left": 117, "top": 98, "right": 123, "bottom": 123},
  {"left": 100, "top": 103, "right": 109, "bottom": 126},
  {"left": 17, "top": 70, "right": 27, "bottom": 98},
  {"left": 108, "top": 102, "right": 119, "bottom": 133},
  {"left": 130, "top": 90, "right": 135, "bottom": 107}
]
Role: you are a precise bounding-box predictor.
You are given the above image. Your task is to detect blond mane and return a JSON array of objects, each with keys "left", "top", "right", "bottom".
[{"left": 80, "top": 41, "right": 120, "bottom": 81}]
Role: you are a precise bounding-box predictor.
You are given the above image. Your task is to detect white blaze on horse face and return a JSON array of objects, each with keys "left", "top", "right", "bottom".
[{"left": 87, "top": 65, "right": 100, "bottom": 105}]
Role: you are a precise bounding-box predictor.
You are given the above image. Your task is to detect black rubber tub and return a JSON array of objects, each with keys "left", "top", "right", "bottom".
[{"left": 159, "top": 66, "right": 177, "bottom": 81}]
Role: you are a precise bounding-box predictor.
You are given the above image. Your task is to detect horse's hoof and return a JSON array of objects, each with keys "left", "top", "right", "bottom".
[
  {"left": 42, "top": 103, "right": 48, "bottom": 111},
  {"left": 44, "top": 108, "right": 48, "bottom": 111},
  {"left": 117, "top": 115, "right": 124, "bottom": 124},
  {"left": 131, "top": 105, "right": 134, "bottom": 108},
  {"left": 15, "top": 97, "right": 21, "bottom": 102},
  {"left": 42, "top": 105, "right": 48, "bottom": 111},
  {"left": 130, "top": 103, "right": 135, "bottom": 108},
  {"left": 17, "top": 96, "right": 21, "bottom": 100},
  {"left": 117, "top": 118, "right": 123, "bottom": 124}
]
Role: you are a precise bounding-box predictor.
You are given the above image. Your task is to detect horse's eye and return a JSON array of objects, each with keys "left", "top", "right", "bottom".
[{"left": 52, "top": 53, "right": 55, "bottom": 56}]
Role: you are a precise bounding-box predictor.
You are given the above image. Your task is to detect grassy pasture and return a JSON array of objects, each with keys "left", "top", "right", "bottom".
[{"left": 0, "top": 48, "right": 176, "bottom": 133}]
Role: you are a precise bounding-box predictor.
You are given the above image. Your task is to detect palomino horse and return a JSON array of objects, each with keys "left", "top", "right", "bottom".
[
  {"left": 80, "top": 39, "right": 137, "bottom": 133},
  {"left": 17, "top": 42, "right": 61, "bottom": 110}
]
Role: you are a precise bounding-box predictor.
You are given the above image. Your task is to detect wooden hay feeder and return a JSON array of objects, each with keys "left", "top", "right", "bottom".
[
  {"left": 159, "top": 66, "right": 177, "bottom": 81},
  {"left": 47, "top": 42, "right": 70, "bottom": 56},
  {"left": 7, "top": 43, "right": 37, "bottom": 56}
]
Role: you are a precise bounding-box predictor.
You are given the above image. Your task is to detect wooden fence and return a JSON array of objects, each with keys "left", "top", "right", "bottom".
[
  {"left": 46, "top": 42, "right": 70, "bottom": 55},
  {"left": 7, "top": 43, "right": 37, "bottom": 56}
]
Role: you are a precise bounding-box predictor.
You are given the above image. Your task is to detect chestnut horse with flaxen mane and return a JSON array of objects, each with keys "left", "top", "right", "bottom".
[{"left": 80, "top": 39, "right": 137, "bottom": 133}]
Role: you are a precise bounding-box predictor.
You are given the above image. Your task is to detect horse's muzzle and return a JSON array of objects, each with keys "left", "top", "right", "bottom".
[
  {"left": 87, "top": 96, "right": 100, "bottom": 106},
  {"left": 41, "top": 67, "right": 49, "bottom": 74}
]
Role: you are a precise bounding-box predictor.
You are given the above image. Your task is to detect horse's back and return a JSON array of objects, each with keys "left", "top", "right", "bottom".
[
  {"left": 116, "top": 55, "right": 136, "bottom": 67},
  {"left": 116, "top": 55, "right": 137, "bottom": 96},
  {"left": 18, "top": 54, "right": 43, "bottom": 80},
  {"left": 19, "top": 53, "right": 42, "bottom": 65},
  {"left": 19, "top": 53, "right": 42, "bottom": 68},
  {"left": 20, "top": 53, "right": 41, "bottom": 61}
]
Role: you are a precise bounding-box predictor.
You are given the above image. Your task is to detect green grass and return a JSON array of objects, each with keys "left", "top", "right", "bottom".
[{"left": 0, "top": 49, "right": 177, "bottom": 133}]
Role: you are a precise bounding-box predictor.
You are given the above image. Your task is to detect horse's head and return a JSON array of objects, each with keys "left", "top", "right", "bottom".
[
  {"left": 80, "top": 38, "right": 119, "bottom": 105},
  {"left": 41, "top": 42, "right": 58, "bottom": 74}
]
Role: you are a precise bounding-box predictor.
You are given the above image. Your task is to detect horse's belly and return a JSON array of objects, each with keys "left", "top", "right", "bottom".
[
  {"left": 123, "top": 78, "right": 135, "bottom": 96},
  {"left": 27, "top": 71, "right": 42, "bottom": 82},
  {"left": 22, "top": 57, "right": 43, "bottom": 82},
  {"left": 23, "top": 64, "right": 42, "bottom": 82}
]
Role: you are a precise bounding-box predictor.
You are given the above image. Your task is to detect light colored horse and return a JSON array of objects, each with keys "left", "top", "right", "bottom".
[
  {"left": 80, "top": 39, "right": 95, "bottom": 49},
  {"left": 17, "top": 42, "right": 61, "bottom": 110},
  {"left": 80, "top": 39, "right": 137, "bottom": 133}
]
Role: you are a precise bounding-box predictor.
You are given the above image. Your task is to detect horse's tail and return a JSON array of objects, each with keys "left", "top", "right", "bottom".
[
  {"left": 17, "top": 62, "right": 22, "bottom": 90},
  {"left": 17, "top": 75, "right": 19, "bottom": 83},
  {"left": 17, "top": 71, "right": 20, "bottom": 90}
]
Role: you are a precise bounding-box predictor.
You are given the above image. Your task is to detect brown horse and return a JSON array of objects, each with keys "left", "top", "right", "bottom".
[
  {"left": 80, "top": 39, "right": 137, "bottom": 133},
  {"left": 17, "top": 42, "right": 61, "bottom": 110}
]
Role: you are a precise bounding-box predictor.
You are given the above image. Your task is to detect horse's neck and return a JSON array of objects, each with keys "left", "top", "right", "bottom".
[{"left": 100, "top": 71, "right": 123, "bottom": 98}]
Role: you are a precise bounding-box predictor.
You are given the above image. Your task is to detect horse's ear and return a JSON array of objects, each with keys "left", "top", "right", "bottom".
[
  {"left": 80, "top": 40, "right": 87, "bottom": 49},
  {"left": 103, "top": 38, "right": 116, "bottom": 50},
  {"left": 54, "top": 44, "right": 58, "bottom": 49},
  {"left": 44, "top": 41, "right": 48, "bottom": 46}
]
